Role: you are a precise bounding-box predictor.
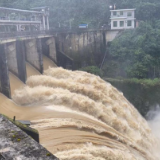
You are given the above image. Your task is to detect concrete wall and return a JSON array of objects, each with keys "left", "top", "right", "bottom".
[
  {"left": 106, "top": 30, "right": 120, "bottom": 42},
  {"left": 6, "top": 42, "right": 19, "bottom": 76},
  {"left": 57, "top": 31, "right": 105, "bottom": 68},
  {"left": 5, "top": 41, "right": 27, "bottom": 83},
  {"left": 0, "top": 30, "right": 120, "bottom": 98},
  {"left": 0, "top": 44, "right": 11, "bottom": 98},
  {"left": 58, "top": 31, "right": 104, "bottom": 53},
  {"left": 56, "top": 30, "right": 120, "bottom": 69},
  {"left": 42, "top": 37, "right": 57, "bottom": 63},
  {"left": 0, "top": 114, "right": 58, "bottom": 160},
  {"left": 16, "top": 41, "right": 26, "bottom": 83},
  {"left": 48, "top": 37, "right": 57, "bottom": 62},
  {"left": 25, "top": 39, "right": 43, "bottom": 73},
  {"left": 0, "top": 36, "right": 58, "bottom": 98}
]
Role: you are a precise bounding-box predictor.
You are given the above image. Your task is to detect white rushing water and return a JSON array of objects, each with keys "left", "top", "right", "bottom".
[{"left": 0, "top": 62, "right": 160, "bottom": 160}]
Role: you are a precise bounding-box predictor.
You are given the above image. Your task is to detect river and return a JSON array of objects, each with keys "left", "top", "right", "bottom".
[{"left": 0, "top": 55, "right": 159, "bottom": 160}]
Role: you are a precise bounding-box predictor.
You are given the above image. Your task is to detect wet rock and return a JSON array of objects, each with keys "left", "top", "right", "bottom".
[{"left": 0, "top": 114, "right": 59, "bottom": 160}]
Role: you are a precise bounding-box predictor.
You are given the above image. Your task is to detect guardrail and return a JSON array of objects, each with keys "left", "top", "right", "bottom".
[
  {"left": 0, "top": 30, "right": 51, "bottom": 40},
  {"left": 0, "top": 28, "right": 110, "bottom": 40}
]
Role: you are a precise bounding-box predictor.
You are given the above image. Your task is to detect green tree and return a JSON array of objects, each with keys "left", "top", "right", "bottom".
[{"left": 103, "top": 21, "right": 160, "bottom": 79}]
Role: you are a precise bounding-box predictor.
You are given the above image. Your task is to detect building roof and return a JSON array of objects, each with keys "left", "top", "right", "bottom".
[
  {"left": 110, "top": 17, "right": 136, "bottom": 20},
  {"left": 110, "top": 9, "right": 136, "bottom": 12}
]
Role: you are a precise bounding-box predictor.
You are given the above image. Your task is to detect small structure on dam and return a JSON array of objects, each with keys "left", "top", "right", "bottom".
[
  {"left": 0, "top": 114, "right": 58, "bottom": 160},
  {"left": 110, "top": 8, "right": 136, "bottom": 30},
  {"left": 0, "top": 6, "right": 49, "bottom": 32}
]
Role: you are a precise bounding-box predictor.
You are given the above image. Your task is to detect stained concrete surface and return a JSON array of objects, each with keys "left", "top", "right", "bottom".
[{"left": 0, "top": 114, "right": 58, "bottom": 160}]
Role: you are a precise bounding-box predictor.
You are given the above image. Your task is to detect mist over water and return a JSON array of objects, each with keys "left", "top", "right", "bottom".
[
  {"left": 146, "top": 105, "right": 160, "bottom": 159},
  {"left": 147, "top": 105, "right": 160, "bottom": 140}
]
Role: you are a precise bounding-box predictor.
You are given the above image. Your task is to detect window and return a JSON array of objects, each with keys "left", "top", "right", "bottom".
[
  {"left": 127, "top": 20, "right": 132, "bottom": 27},
  {"left": 113, "top": 21, "right": 117, "bottom": 27},
  {"left": 120, "top": 21, "right": 124, "bottom": 27},
  {"left": 120, "top": 11, "right": 123, "bottom": 16},
  {"left": 113, "top": 11, "right": 117, "bottom": 16},
  {"left": 127, "top": 12, "right": 132, "bottom": 17}
]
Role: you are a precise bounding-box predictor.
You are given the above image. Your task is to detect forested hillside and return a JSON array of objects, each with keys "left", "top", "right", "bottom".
[
  {"left": 103, "top": 0, "right": 160, "bottom": 79},
  {"left": 103, "top": 21, "right": 160, "bottom": 79}
]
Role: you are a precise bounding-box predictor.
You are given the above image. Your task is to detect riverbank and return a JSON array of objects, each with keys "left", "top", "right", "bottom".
[{"left": 105, "top": 78, "right": 160, "bottom": 117}]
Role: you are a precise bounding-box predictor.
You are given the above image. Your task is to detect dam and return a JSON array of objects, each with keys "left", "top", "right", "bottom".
[
  {"left": 0, "top": 28, "right": 119, "bottom": 98},
  {"left": 0, "top": 6, "right": 160, "bottom": 160},
  {"left": 0, "top": 7, "right": 121, "bottom": 98}
]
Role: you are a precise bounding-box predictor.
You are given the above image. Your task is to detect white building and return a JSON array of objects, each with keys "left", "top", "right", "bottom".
[{"left": 110, "top": 9, "right": 136, "bottom": 30}]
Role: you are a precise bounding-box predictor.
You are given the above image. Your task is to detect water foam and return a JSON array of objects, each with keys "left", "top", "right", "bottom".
[{"left": 9, "top": 67, "right": 159, "bottom": 159}]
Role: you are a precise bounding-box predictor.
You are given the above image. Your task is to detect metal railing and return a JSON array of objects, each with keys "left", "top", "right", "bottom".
[
  {"left": 0, "top": 30, "right": 51, "bottom": 40},
  {"left": 0, "top": 28, "right": 110, "bottom": 40}
]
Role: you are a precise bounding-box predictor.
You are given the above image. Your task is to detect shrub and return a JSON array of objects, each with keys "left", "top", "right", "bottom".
[{"left": 80, "top": 66, "right": 103, "bottom": 77}]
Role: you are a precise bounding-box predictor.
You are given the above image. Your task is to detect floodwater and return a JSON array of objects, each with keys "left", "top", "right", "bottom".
[
  {"left": 0, "top": 55, "right": 159, "bottom": 160},
  {"left": 9, "top": 72, "right": 25, "bottom": 97},
  {"left": 26, "top": 62, "right": 41, "bottom": 78},
  {"left": 43, "top": 55, "right": 57, "bottom": 70}
]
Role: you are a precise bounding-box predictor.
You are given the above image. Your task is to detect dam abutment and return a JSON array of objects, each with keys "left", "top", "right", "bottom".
[
  {"left": 25, "top": 38, "right": 43, "bottom": 74},
  {"left": 36, "top": 38, "right": 43, "bottom": 74},
  {"left": 42, "top": 37, "right": 57, "bottom": 63},
  {"left": 16, "top": 40, "right": 27, "bottom": 83}
]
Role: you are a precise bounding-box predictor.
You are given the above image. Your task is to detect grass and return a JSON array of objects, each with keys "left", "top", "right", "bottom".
[{"left": 104, "top": 78, "right": 160, "bottom": 86}]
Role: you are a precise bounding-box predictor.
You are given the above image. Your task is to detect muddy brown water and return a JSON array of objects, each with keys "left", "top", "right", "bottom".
[{"left": 0, "top": 55, "right": 159, "bottom": 160}]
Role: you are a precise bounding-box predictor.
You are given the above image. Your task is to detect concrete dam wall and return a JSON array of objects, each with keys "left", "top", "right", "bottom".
[
  {"left": 57, "top": 30, "right": 106, "bottom": 68},
  {"left": 0, "top": 36, "right": 59, "bottom": 99},
  {"left": 0, "top": 29, "right": 119, "bottom": 99}
]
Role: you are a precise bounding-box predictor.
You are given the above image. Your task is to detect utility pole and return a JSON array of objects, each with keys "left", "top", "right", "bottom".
[{"left": 69, "top": 18, "right": 74, "bottom": 30}]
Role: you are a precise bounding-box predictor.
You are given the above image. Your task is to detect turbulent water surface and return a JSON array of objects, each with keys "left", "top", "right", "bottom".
[{"left": 0, "top": 56, "right": 159, "bottom": 160}]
